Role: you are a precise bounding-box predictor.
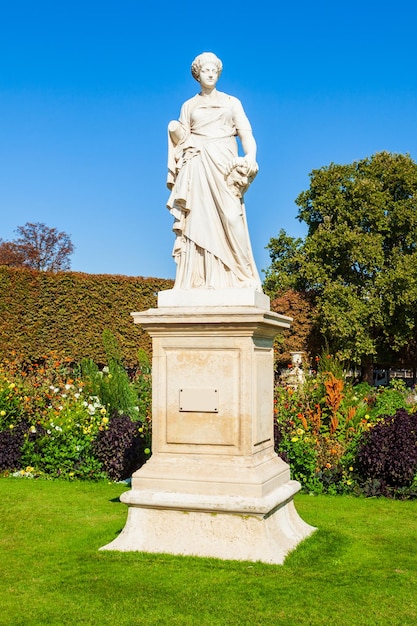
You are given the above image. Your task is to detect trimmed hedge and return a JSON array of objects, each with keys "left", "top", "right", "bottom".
[{"left": 0, "top": 267, "right": 173, "bottom": 366}]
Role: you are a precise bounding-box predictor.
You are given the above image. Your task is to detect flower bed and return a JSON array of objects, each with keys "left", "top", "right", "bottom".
[
  {"left": 274, "top": 356, "right": 417, "bottom": 498},
  {"left": 0, "top": 349, "right": 151, "bottom": 480}
]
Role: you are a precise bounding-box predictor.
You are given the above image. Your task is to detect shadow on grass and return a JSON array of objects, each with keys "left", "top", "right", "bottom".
[{"left": 285, "top": 528, "right": 351, "bottom": 568}]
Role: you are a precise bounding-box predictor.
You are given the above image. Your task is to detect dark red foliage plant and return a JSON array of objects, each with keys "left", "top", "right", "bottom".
[
  {"left": 356, "top": 408, "right": 417, "bottom": 491},
  {"left": 93, "top": 414, "right": 148, "bottom": 482}
]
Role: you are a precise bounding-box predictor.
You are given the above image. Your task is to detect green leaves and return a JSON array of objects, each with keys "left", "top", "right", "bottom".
[{"left": 265, "top": 151, "right": 417, "bottom": 369}]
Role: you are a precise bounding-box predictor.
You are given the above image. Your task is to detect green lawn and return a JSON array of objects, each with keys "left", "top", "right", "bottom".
[{"left": 0, "top": 478, "right": 416, "bottom": 625}]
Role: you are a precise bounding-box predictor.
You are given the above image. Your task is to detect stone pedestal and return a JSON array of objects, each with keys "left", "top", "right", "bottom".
[{"left": 101, "top": 290, "right": 315, "bottom": 564}]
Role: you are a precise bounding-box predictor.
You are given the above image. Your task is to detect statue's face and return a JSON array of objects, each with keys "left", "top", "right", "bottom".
[{"left": 199, "top": 63, "right": 219, "bottom": 89}]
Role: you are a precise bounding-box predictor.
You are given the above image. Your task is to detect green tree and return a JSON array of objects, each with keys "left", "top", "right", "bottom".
[{"left": 264, "top": 152, "right": 417, "bottom": 382}]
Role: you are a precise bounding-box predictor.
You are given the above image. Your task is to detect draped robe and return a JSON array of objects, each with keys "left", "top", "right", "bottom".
[{"left": 167, "top": 91, "right": 262, "bottom": 291}]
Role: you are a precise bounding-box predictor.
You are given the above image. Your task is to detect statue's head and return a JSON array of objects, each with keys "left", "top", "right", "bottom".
[{"left": 191, "top": 52, "right": 223, "bottom": 82}]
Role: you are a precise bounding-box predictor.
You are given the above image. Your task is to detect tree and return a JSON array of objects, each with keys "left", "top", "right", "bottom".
[
  {"left": 270, "top": 289, "right": 320, "bottom": 368},
  {"left": 0, "top": 222, "right": 74, "bottom": 271},
  {"left": 0, "top": 241, "right": 26, "bottom": 267},
  {"left": 264, "top": 152, "right": 417, "bottom": 382}
]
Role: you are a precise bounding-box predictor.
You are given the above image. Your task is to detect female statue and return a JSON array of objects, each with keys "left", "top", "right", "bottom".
[{"left": 167, "top": 52, "right": 262, "bottom": 291}]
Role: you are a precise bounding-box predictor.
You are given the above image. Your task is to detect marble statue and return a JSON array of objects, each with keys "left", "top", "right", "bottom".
[{"left": 167, "top": 52, "right": 262, "bottom": 291}]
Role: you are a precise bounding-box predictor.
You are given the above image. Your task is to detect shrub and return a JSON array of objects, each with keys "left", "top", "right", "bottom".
[
  {"left": 356, "top": 408, "right": 417, "bottom": 494},
  {"left": 132, "top": 349, "right": 152, "bottom": 424},
  {"left": 93, "top": 414, "right": 149, "bottom": 481},
  {"left": 79, "top": 331, "right": 141, "bottom": 420},
  {"left": 371, "top": 383, "right": 407, "bottom": 417},
  {"left": 0, "top": 378, "right": 24, "bottom": 428},
  {"left": 20, "top": 385, "right": 108, "bottom": 479},
  {"left": 0, "top": 421, "right": 27, "bottom": 471},
  {"left": 80, "top": 358, "right": 140, "bottom": 420},
  {"left": 276, "top": 420, "right": 319, "bottom": 490}
]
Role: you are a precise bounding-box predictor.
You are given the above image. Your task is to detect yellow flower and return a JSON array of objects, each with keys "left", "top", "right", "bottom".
[
  {"left": 101, "top": 417, "right": 109, "bottom": 424},
  {"left": 349, "top": 466, "right": 353, "bottom": 472},
  {"left": 0, "top": 410, "right": 6, "bottom": 416},
  {"left": 291, "top": 436, "right": 299, "bottom": 442},
  {"left": 296, "top": 428, "right": 304, "bottom": 436},
  {"left": 100, "top": 407, "right": 106, "bottom": 415}
]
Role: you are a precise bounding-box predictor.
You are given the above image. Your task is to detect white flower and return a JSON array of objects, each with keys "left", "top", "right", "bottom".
[
  {"left": 74, "top": 393, "right": 80, "bottom": 399},
  {"left": 65, "top": 384, "right": 72, "bottom": 390}
]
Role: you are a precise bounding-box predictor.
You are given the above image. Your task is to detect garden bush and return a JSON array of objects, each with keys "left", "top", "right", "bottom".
[
  {"left": 356, "top": 408, "right": 417, "bottom": 495},
  {"left": 93, "top": 414, "right": 149, "bottom": 481},
  {"left": 0, "top": 421, "right": 28, "bottom": 471}
]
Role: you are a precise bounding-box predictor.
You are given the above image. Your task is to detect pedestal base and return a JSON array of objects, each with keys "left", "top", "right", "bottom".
[
  {"left": 101, "top": 481, "right": 315, "bottom": 564},
  {"left": 100, "top": 299, "right": 315, "bottom": 563}
]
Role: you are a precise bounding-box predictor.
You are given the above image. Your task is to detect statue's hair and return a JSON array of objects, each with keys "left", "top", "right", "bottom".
[{"left": 191, "top": 52, "right": 223, "bottom": 81}]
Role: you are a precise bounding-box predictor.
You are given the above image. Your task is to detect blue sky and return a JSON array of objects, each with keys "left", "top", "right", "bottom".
[{"left": 1, "top": 0, "right": 417, "bottom": 280}]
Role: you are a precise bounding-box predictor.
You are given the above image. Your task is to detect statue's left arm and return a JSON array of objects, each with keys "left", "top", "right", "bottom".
[
  {"left": 226, "top": 97, "right": 259, "bottom": 177},
  {"left": 237, "top": 129, "right": 258, "bottom": 177}
]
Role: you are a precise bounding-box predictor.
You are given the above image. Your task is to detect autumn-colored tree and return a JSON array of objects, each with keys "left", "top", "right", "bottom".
[
  {"left": 0, "top": 241, "right": 26, "bottom": 267},
  {"left": 270, "top": 289, "right": 320, "bottom": 367},
  {"left": 0, "top": 222, "right": 74, "bottom": 271}
]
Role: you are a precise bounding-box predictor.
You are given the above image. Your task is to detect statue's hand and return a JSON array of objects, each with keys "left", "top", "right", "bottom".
[
  {"left": 225, "top": 157, "right": 258, "bottom": 178},
  {"left": 245, "top": 160, "right": 259, "bottom": 178}
]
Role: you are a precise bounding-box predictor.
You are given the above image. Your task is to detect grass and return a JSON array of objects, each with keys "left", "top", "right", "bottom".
[{"left": 0, "top": 478, "right": 416, "bottom": 625}]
